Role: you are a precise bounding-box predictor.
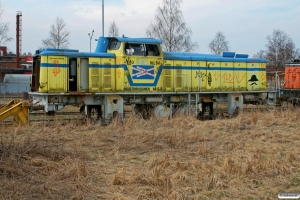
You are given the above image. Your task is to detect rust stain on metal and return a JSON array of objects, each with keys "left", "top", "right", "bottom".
[{"left": 201, "top": 97, "right": 213, "bottom": 103}]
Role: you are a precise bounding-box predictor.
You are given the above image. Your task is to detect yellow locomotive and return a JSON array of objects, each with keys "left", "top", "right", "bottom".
[{"left": 29, "top": 36, "right": 271, "bottom": 123}]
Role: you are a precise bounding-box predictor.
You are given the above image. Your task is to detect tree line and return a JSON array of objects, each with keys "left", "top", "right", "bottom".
[{"left": 0, "top": 0, "right": 299, "bottom": 71}]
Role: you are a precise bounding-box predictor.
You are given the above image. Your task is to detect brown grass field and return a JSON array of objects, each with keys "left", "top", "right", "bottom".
[{"left": 1, "top": 100, "right": 300, "bottom": 199}]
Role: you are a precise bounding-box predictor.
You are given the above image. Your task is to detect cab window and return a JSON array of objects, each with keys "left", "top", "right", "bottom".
[
  {"left": 124, "top": 43, "right": 144, "bottom": 56},
  {"left": 146, "top": 44, "right": 160, "bottom": 56},
  {"left": 124, "top": 43, "right": 160, "bottom": 56},
  {"left": 108, "top": 39, "right": 121, "bottom": 50}
]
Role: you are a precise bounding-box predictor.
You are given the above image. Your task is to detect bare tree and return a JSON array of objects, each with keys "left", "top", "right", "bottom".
[
  {"left": 252, "top": 50, "right": 266, "bottom": 59},
  {"left": 42, "top": 17, "right": 70, "bottom": 49},
  {"left": 208, "top": 31, "right": 229, "bottom": 55},
  {"left": 254, "top": 30, "right": 300, "bottom": 71},
  {"left": 0, "top": 1, "right": 13, "bottom": 45},
  {"left": 108, "top": 21, "right": 119, "bottom": 37},
  {"left": 267, "top": 30, "right": 299, "bottom": 71},
  {"left": 146, "top": 0, "right": 198, "bottom": 52}
]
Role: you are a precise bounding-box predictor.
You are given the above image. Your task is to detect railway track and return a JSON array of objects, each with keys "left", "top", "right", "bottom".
[
  {"left": 1, "top": 111, "right": 84, "bottom": 126},
  {"left": 0, "top": 102, "right": 296, "bottom": 126}
]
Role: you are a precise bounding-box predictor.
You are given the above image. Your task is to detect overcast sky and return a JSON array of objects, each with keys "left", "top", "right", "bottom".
[{"left": 3, "top": 0, "right": 300, "bottom": 57}]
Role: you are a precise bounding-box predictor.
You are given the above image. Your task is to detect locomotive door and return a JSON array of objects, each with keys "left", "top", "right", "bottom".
[
  {"left": 259, "top": 62, "right": 267, "bottom": 90},
  {"left": 78, "top": 58, "right": 89, "bottom": 92},
  {"left": 247, "top": 62, "right": 260, "bottom": 91},
  {"left": 220, "top": 59, "right": 233, "bottom": 91},
  {"left": 68, "top": 58, "right": 77, "bottom": 91},
  {"left": 191, "top": 60, "right": 207, "bottom": 92},
  {"left": 174, "top": 61, "right": 183, "bottom": 92},
  {"left": 174, "top": 61, "right": 191, "bottom": 92},
  {"left": 123, "top": 42, "right": 163, "bottom": 91},
  {"left": 206, "top": 60, "right": 221, "bottom": 91},
  {"left": 47, "top": 56, "right": 67, "bottom": 93},
  {"left": 163, "top": 60, "right": 173, "bottom": 92},
  {"left": 234, "top": 62, "right": 247, "bottom": 91},
  {"left": 31, "top": 56, "right": 41, "bottom": 92}
]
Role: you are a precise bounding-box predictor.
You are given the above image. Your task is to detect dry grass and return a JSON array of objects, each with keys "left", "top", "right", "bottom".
[{"left": 1, "top": 107, "right": 300, "bottom": 199}]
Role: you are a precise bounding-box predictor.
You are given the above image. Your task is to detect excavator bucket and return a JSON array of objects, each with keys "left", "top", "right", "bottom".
[{"left": 0, "top": 99, "right": 30, "bottom": 125}]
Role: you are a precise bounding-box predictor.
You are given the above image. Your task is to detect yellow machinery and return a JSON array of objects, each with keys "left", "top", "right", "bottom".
[{"left": 0, "top": 100, "right": 30, "bottom": 125}]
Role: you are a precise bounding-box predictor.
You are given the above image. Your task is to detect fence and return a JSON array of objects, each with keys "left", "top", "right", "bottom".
[{"left": 0, "top": 74, "right": 31, "bottom": 104}]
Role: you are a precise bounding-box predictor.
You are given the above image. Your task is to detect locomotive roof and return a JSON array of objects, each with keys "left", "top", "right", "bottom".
[
  {"left": 164, "top": 54, "right": 266, "bottom": 63},
  {"left": 164, "top": 51, "right": 266, "bottom": 62},
  {"left": 108, "top": 37, "right": 162, "bottom": 44},
  {"left": 35, "top": 48, "right": 115, "bottom": 58},
  {"left": 33, "top": 37, "right": 265, "bottom": 63}
]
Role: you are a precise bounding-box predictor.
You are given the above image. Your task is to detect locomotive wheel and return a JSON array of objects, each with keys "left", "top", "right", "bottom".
[
  {"left": 86, "top": 105, "right": 102, "bottom": 124},
  {"left": 231, "top": 107, "right": 241, "bottom": 118},
  {"left": 134, "top": 104, "right": 151, "bottom": 120},
  {"left": 112, "top": 111, "right": 119, "bottom": 118},
  {"left": 198, "top": 102, "right": 214, "bottom": 120}
]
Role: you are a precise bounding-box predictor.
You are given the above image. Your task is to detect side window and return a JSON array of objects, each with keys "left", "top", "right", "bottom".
[
  {"left": 146, "top": 44, "right": 160, "bottom": 56},
  {"left": 108, "top": 39, "right": 121, "bottom": 50},
  {"left": 124, "top": 43, "right": 145, "bottom": 56}
]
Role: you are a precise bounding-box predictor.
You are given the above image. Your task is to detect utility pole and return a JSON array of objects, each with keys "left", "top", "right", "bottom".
[{"left": 102, "top": 0, "right": 104, "bottom": 37}]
